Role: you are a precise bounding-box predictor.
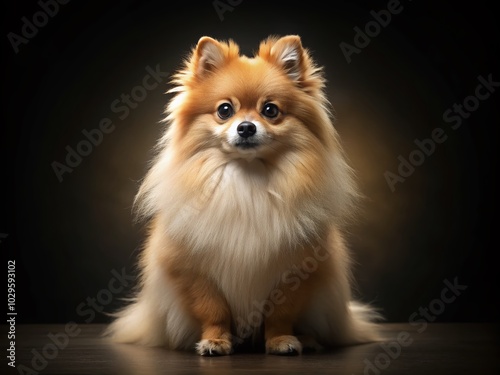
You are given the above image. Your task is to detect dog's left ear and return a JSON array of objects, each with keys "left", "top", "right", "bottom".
[{"left": 259, "top": 35, "right": 306, "bottom": 82}]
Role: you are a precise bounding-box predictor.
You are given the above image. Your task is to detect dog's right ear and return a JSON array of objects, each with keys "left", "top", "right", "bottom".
[{"left": 191, "top": 37, "right": 239, "bottom": 79}]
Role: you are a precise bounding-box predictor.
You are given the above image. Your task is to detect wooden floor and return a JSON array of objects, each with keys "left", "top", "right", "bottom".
[{"left": 11, "top": 323, "right": 499, "bottom": 374}]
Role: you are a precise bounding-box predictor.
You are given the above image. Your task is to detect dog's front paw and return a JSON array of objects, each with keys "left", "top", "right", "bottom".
[
  {"left": 266, "top": 335, "right": 302, "bottom": 355},
  {"left": 196, "top": 338, "right": 233, "bottom": 356}
]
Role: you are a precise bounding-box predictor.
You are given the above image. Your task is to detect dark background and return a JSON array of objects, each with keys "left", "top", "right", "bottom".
[{"left": 2, "top": 0, "right": 498, "bottom": 324}]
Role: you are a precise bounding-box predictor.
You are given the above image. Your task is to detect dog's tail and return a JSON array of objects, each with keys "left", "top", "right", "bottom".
[
  {"left": 103, "top": 283, "right": 200, "bottom": 350},
  {"left": 103, "top": 298, "right": 167, "bottom": 347},
  {"left": 344, "top": 300, "right": 384, "bottom": 344}
]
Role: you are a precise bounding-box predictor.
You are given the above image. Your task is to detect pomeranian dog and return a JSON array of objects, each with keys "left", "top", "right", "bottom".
[{"left": 106, "top": 35, "right": 380, "bottom": 355}]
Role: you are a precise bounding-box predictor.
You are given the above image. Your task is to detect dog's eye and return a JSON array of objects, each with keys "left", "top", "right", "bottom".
[
  {"left": 261, "top": 103, "right": 279, "bottom": 119},
  {"left": 217, "top": 103, "right": 234, "bottom": 120}
]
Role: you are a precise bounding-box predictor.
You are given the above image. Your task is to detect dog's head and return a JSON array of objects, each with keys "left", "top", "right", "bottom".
[{"left": 166, "top": 35, "right": 338, "bottom": 163}]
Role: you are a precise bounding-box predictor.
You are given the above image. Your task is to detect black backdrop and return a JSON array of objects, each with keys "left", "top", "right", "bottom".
[{"left": 2, "top": 0, "right": 499, "bottom": 324}]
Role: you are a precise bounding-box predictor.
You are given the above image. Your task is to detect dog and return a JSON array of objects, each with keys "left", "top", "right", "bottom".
[{"left": 106, "top": 35, "right": 381, "bottom": 356}]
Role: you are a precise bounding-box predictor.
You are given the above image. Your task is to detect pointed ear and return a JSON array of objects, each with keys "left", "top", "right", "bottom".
[
  {"left": 259, "top": 35, "right": 305, "bottom": 82},
  {"left": 192, "top": 36, "right": 228, "bottom": 78}
]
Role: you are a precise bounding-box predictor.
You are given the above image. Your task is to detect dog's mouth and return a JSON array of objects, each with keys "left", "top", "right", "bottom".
[
  {"left": 223, "top": 138, "right": 262, "bottom": 161},
  {"left": 234, "top": 139, "right": 260, "bottom": 149}
]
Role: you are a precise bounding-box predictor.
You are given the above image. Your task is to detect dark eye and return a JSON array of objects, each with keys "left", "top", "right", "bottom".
[
  {"left": 217, "top": 103, "right": 234, "bottom": 120},
  {"left": 261, "top": 103, "right": 279, "bottom": 119}
]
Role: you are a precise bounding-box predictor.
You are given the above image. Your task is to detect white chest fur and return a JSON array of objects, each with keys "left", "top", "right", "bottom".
[{"left": 164, "top": 159, "right": 309, "bottom": 320}]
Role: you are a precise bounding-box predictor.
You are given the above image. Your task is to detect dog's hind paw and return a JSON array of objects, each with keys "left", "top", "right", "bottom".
[{"left": 297, "top": 335, "right": 324, "bottom": 353}]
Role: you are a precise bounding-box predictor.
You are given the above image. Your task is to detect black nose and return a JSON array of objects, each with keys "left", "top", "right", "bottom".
[{"left": 237, "top": 121, "right": 256, "bottom": 138}]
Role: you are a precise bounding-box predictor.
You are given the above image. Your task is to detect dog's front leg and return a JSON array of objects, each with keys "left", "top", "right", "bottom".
[
  {"left": 166, "top": 266, "right": 233, "bottom": 356},
  {"left": 264, "top": 268, "right": 320, "bottom": 355}
]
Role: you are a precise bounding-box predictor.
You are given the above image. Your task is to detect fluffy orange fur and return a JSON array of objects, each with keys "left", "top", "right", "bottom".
[{"left": 106, "top": 35, "right": 381, "bottom": 355}]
